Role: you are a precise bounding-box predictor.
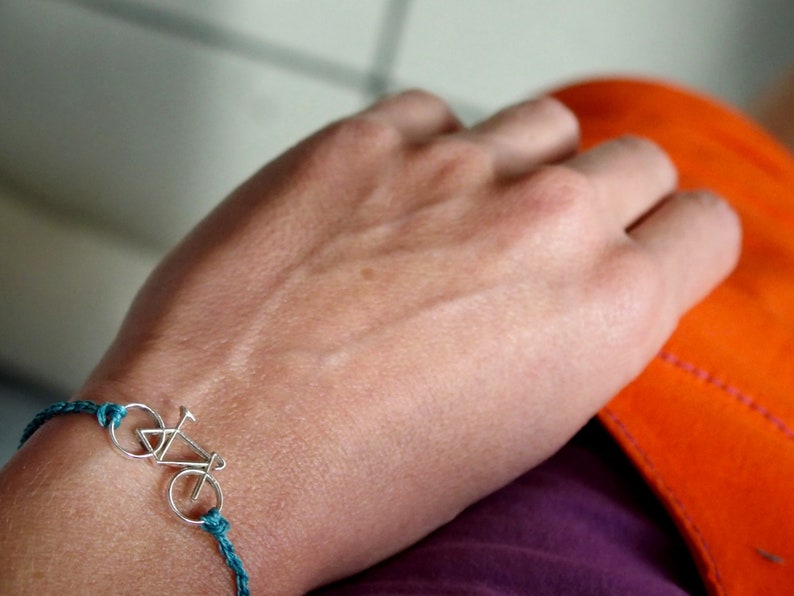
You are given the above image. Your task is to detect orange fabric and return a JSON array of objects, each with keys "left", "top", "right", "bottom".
[{"left": 553, "top": 80, "right": 794, "bottom": 595}]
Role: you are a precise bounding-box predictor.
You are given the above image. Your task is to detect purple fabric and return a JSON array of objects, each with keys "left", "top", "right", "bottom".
[{"left": 315, "top": 420, "right": 705, "bottom": 595}]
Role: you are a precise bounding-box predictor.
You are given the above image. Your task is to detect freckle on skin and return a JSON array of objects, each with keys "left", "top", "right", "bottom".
[{"left": 361, "top": 267, "right": 375, "bottom": 281}]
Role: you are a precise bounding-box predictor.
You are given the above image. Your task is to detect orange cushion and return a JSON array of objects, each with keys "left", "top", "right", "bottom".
[{"left": 553, "top": 79, "right": 794, "bottom": 594}]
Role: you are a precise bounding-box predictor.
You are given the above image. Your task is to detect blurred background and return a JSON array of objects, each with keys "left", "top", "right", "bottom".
[{"left": 1, "top": 0, "right": 793, "bottom": 462}]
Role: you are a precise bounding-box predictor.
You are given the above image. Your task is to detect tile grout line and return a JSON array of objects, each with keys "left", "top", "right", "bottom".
[
  {"left": 364, "top": 0, "right": 413, "bottom": 100},
  {"left": 359, "top": 0, "right": 488, "bottom": 121},
  {"left": 59, "top": 0, "right": 372, "bottom": 93},
  {"left": 57, "top": 0, "right": 486, "bottom": 120}
]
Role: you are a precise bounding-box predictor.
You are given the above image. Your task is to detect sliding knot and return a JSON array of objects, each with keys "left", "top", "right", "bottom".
[
  {"left": 200, "top": 508, "right": 249, "bottom": 595},
  {"left": 96, "top": 403, "right": 127, "bottom": 429},
  {"left": 201, "top": 507, "right": 231, "bottom": 535}
]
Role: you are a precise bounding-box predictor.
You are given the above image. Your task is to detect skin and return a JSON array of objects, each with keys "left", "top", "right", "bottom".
[{"left": 0, "top": 91, "right": 741, "bottom": 594}]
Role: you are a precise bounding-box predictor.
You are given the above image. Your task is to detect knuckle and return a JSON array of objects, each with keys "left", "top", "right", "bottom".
[
  {"left": 524, "top": 164, "right": 598, "bottom": 218},
  {"left": 593, "top": 245, "right": 669, "bottom": 348},
  {"left": 614, "top": 134, "right": 675, "bottom": 172},
  {"left": 613, "top": 134, "right": 661, "bottom": 154},
  {"left": 321, "top": 115, "right": 403, "bottom": 154},
  {"left": 301, "top": 115, "right": 403, "bottom": 176},
  {"left": 674, "top": 188, "right": 743, "bottom": 271},
  {"left": 487, "top": 165, "right": 601, "bottom": 257},
  {"left": 699, "top": 190, "right": 742, "bottom": 252},
  {"left": 535, "top": 96, "right": 581, "bottom": 137},
  {"left": 392, "top": 88, "right": 448, "bottom": 108},
  {"left": 418, "top": 137, "right": 495, "bottom": 184},
  {"left": 678, "top": 188, "right": 729, "bottom": 212}
]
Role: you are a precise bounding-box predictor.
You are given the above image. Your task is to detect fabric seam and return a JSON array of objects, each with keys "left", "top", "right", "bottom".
[
  {"left": 659, "top": 351, "right": 794, "bottom": 440},
  {"left": 600, "top": 407, "right": 726, "bottom": 596},
  {"left": 607, "top": 349, "right": 794, "bottom": 595}
]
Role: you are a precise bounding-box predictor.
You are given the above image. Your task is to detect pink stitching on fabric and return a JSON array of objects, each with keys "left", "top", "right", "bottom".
[
  {"left": 659, "top": 351, "right": 794, "bottom": 441},
  {"left": 601, "top": 407, "right": 727, "bottom": 596}
]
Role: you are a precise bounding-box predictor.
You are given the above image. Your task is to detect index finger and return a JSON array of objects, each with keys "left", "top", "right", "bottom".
[{"left": 358, "top": 90, "right": 463, "bottom": 139}]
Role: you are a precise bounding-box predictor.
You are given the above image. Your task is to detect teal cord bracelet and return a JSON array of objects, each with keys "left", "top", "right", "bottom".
[{"left": 19, "top": 400, "right": 250, "bottom": 596}]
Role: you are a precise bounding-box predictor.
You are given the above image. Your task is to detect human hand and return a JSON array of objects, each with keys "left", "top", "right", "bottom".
[{"left": 3, "top": 90, "right": 741, "bottom": 593}]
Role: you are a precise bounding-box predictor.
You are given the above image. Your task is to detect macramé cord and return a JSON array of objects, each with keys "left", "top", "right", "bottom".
[{"left": 18, "top": 400, "right": 250, "bottom": 596}]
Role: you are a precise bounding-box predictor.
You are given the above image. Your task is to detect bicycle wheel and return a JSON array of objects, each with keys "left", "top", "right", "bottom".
[
  {"left": 168, "top": 467, "right": 224, "bottom": 525},
  {"left": 108, "top": 403, "right": 165, "bottom": 459}
]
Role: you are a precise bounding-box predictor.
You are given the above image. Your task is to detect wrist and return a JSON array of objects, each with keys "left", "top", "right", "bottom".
[
  {"left": 66, "top": 363, "right": 353, "bottom": 592},
  {"left": 1, "top": 408, "right": 246, "bottom": 593}
]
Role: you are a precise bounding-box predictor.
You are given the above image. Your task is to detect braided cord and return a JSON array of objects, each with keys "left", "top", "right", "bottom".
[
  {"left": 202, "top": 508, "right": 251, "bottom": 596},
  {"left": 18, "top": 400, "right": 250, "bottom": 595},
  {"left": 18, "top": 400, "right": 127, "bottom": 448}
]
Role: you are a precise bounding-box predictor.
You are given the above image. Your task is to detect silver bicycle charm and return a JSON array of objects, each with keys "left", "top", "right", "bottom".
[{"left": 108, "top": 403, "right": 226, "bottom": 524}]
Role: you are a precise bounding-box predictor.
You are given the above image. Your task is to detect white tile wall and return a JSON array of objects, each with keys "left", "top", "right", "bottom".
[
  {"left": 394, "top": 0, "right": 794, "bottom": 113},
  {"left": 0, "top": 184, "right": 158, "bottom": 390},
  {"left": 0, "top": 0, "right": 368, "bottom": 252},
  {"left": 131, "top": 0, "right": 389, "bottom": 72}
]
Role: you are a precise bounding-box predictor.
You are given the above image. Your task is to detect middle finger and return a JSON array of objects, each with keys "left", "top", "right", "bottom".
[{"left": 466, "top": 96, "right": 581, "bottom": 177}]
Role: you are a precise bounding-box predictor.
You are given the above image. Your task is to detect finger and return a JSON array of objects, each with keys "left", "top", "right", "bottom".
[
  {"left": 359, "top": 89, "right": 463, "bottom": 140},
  {"left": 565, "top": 136, "right": 678, "bottom": 227},
  {"left": 466, "top": 96, "right": 580, "bottom": 176},
  {"left": 630, "top": 190, "right": 742, "bottom": 316}
]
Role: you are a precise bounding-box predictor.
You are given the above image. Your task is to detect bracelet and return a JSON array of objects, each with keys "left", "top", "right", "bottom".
[{"left": 18, "top": 400, "right": 250, "bottom": 596}]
